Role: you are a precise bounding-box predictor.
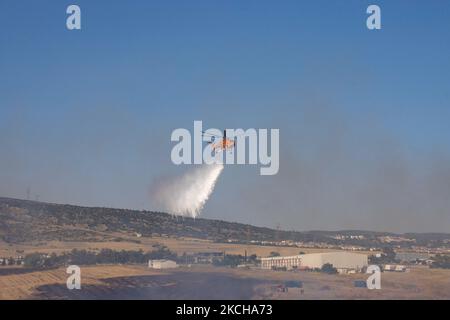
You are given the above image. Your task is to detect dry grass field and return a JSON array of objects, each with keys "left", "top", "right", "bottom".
[
  {"left": 0, "top": 262, "right": 449, "bottom": 299},
  {"left": 0, "top": 233, "right": 377, "bottom": 258},
  {"left": 1, "top": 233, "right": 447, "bottom": 300},
  {"left": 0, "top": 265, "right": 165, "bottom": 299},
  {"left": 254, "top": 265, "right": 450, "bottom": 299}
]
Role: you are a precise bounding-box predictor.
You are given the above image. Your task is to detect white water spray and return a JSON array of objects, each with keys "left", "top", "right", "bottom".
[{"left": 150, "top": 164, "right": 224, "bottom": 218}]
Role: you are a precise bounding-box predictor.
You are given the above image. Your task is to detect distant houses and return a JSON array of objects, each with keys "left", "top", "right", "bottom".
[
  {"left": 395, "top": 252, "right": 430, "bottom": 263},
  {"left": 0, "top": 256, "right": 24, "bottom": 266},
  {"left": 383, "top": 264, "right": 408, "bottom": 272}
]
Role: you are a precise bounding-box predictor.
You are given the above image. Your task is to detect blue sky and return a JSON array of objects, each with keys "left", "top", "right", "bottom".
[{"left": 1, "top": 1, "right": 449, "bottom": 232}]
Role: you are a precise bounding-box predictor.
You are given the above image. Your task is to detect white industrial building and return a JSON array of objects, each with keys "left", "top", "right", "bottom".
[
  {"left": 148, "top": 259, "right": 178, "bottom": 269},
  {"left": 261, "top": 252, "right": 368, "bottom": 273}
]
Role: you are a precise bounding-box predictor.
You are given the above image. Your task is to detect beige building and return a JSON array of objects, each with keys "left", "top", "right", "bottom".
[
  {"left": 261, "top": 252, "right": 368, "bottom": 272},
  {"left": 148, "top": 259, "right": 178, "bottom": 269}
]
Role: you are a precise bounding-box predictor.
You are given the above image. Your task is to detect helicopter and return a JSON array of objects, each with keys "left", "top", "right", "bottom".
[{"left": 201, "top": 129, "right": 236, "bottom": 153}]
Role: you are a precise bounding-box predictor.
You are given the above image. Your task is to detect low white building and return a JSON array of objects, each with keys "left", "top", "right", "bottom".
[
  {"left": 261, "top": 252, "right": 368, "bottom": 272},
  {"left": 383, "top": 264, "right": 407, "bottom": 272},
  {"left": 148, "top": 259, "right": 178, "bottom": 269}
]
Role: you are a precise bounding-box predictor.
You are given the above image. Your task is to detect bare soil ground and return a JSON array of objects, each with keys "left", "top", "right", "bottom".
[
  {"left": 0, "top": 264, "right": 448, "bottom": 300},
  {"left": 1, "top": 235, "right": 446, "bottom": 300},
  {"left": 0, "top": 234, "right": 377, "bottom": 257}
]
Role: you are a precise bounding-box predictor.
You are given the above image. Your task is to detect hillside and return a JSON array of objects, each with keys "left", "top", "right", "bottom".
[
  {"left": 0, "top": 197, "right": 448, "bottom": 248},
  {"left": 0, "top": 197, "right": 313, "bottom": 244}
]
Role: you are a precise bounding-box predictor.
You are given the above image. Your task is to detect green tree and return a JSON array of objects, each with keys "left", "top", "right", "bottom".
[
  {"left": 430, "top": 254, "right": 450, "bottom": 269},
  {"left": 213, "top": 254, "right": 244, "bottom": 267},
  {"left": 382, "top": 247, "right": 397, "bottom": 261},
  {"left": 321, "top": 263, "right": 338, "bottom": 274},
  {"left": 24, "top": 253, "right": 45, "bottom": 268}
]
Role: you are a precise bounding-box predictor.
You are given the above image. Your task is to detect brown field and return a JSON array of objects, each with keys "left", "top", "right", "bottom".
[
  {"left": 0, "top": 233, "right": 378, "bottom": 258},
  {"left": 0, "top": 264, "right": 449, "bottom": 300},
  {"left": 257, "top": 265, "right": 450, "bottom": 299},
  {"left": 1, "top": 235, "right": 447, "bottom": 300},
  {"left": 0, "top": 265, "right": 165, "bottom": 299}
]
